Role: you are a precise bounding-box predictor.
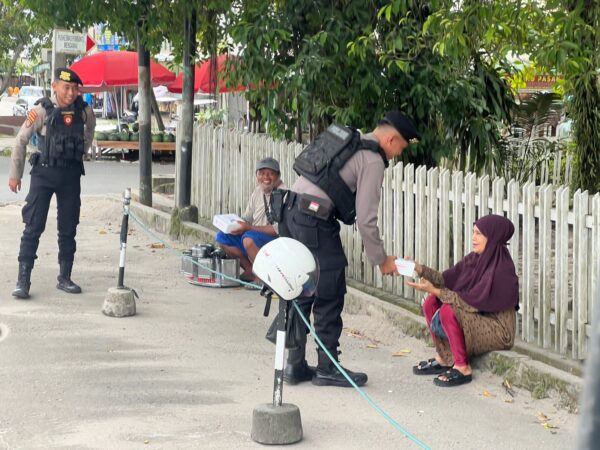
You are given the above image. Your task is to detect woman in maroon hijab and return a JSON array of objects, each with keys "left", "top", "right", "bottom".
[{"left": 406, "top": 214, "right": 519, "bottom": 387}]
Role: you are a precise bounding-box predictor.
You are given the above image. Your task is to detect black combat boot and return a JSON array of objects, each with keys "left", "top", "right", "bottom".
[
  {"left": 56, "top": 261, "right": 82, "bottom": 294},
  {"left": 12, "top": 262, "right": 33, "bottom": 299},
  {"left": 283, "top": 345, "right": 315, "bottom": 385},
  {"left": 312, "top": 348, "right": 368, "bottom": 388}
]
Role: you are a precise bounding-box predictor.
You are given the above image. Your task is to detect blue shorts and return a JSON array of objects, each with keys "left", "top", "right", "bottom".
[{"left": 215, "top": 230, "right": 276, "bottom": 257}]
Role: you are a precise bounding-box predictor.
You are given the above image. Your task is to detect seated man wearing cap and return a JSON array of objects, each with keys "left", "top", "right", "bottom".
[
  {"left": 8, "top": 67, "right": 95, "bottom": 299},
  {"left": 215, "top": 157, "right": 286, "bottom": 284}
]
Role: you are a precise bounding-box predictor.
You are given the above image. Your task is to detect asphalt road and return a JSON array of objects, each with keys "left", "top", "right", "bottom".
[{"left": 0, "top": 156, "right": 174, "bottom": 203}]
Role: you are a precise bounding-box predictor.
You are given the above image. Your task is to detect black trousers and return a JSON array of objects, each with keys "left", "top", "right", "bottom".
[
  {"left": 278, "top": 193, "right": 347, "bottom": 354},
  {"left": 18, "top": 164, "right": 82, "bottom": 265}
]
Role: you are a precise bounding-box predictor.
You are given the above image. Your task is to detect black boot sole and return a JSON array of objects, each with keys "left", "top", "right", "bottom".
[
  {"left": 312, "top": 373, "right": 368, "bottom": 388},
  {"left": 56, "top": 284, "right": 82, "bottom": 294},
  {"left": 12, "top": 290, "right": 30, "bottom": 299}
]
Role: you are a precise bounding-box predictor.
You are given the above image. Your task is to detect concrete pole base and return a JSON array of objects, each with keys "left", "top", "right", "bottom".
[
  {"left": 251, "top": 403, "right": 303, "bottom": 445},
  {"left": 102, "top": 287, "right": 136, "bottom": 318}
]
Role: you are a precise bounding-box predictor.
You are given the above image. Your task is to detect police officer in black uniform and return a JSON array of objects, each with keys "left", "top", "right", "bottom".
[
  {"left": 8, "top": 68, "right": 96, "bottom": 299},
  {"left": 277, "top": 111, "right": 420, "bottom": 387}
]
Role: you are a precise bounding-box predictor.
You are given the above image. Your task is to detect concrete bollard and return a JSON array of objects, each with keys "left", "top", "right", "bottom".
[
  {"left": 102, "top": 287, "right": 136, "bottom": 317},
  {"left": 102, "top": 188, "right": 136, "bottom": 318},
  {"left": 251, "top": 292, "right": 303, "bottom": 444},
  {"left": 251, "top": 403, "right": 302, "bottom": 444}
]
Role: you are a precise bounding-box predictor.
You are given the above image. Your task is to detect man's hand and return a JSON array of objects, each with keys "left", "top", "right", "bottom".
[
  {"left": 378, "top": 255, "right": 399, "bottom": 275},
  {"left": 230, "top": 220, "right": 251, "bottom": 236},
  {"left": 8, "top": 178, "right": 21, "bottom": 193}
]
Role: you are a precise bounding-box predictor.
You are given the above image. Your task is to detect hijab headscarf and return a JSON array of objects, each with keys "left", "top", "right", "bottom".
[{"left": 442, "top": 215, "right": 519, "bottom": 313}]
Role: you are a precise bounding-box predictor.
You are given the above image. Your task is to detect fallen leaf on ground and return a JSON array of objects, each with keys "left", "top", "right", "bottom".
[
  {"left": 346, "top": 329, "right": 365, "bottom": 338},
  {"left": 99, "top": 230, "right": 107, "bottom": 234},
  {"left": 366, "top": 344, "right": 378, "bottom": 349},
  {"left": 482, "top": 390, "right": 496, "bottom": 398},
  {"left": 502, "top": 379, "right": 515, "bottom": 397},
  {"left": 542, "top": 422, "right": 558, "bottom": 429},
  {"left": 392, "top": 349, "right": 412, "bottom": 357},
  {"left": 537, "top": 412, "right": 550, "bottom": 422},
  {"left": 504, "top": 398, "right": 514, "bottom": 403},
  {"left": 150, "top": 243, "right": 165, "bottom": 249}
]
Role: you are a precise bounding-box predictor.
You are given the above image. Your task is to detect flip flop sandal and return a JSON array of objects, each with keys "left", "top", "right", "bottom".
[
  {"left": 433, "top": 368, "right": 472, "bottom": 387},
  {"left": 413, "top": 358, "right": 451, "bottom": 375}
]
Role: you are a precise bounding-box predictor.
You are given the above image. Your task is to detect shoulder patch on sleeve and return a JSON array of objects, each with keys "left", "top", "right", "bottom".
[{"left": 25, "top": 110, "right": 38, "bottom": 128}]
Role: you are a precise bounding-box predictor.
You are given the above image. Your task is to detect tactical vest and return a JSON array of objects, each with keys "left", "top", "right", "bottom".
[
  {"left": 293, "top": 123, "right": 388, "bottom": 225},
  {"left": 36, "top": 96, "right": 87, "bottom": 168}
]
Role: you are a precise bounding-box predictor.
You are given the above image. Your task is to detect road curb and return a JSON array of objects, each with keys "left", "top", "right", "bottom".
[{"left": 130, "top": 195, "right": 584, "bottom": 412}]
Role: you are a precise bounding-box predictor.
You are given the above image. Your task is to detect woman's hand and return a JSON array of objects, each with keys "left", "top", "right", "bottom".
[{"left": 406, "top": 278, "right": 440, "bottom": 297}]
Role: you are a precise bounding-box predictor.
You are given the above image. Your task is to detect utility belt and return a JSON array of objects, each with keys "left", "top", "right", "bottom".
[
  {"left": 270, "top": 189, "right": 334, "bottom": 223},
  {"left": 29, "top": 152, "right": 83, "bottom": 170}
]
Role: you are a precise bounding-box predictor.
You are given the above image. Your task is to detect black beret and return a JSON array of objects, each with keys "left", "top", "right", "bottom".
[
  {"left": 379, "top": 111, "right": 420, "bottom": 144},
  {"left": 54, "top": 68, "right": 83, "bottom": 86}
]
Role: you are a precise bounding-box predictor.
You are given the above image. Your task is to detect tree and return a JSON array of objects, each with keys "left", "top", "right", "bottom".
[
  {"left": 17, "top": 0, "right": 231, "bottom": 206},
  {"left": 0, "top": 2, "right": 51, "bottom": 94}
]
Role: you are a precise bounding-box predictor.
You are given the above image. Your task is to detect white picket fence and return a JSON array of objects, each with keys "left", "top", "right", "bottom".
[{"left": 181, "top": 125, "right": 600, "bottom": 361}]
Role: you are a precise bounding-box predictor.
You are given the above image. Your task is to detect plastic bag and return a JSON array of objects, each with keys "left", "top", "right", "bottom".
[{"left": 265, "top": 302, "right": 309, "bottom": 349}]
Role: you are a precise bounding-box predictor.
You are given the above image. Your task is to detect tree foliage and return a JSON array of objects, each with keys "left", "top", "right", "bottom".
[
  {"left": 0, "top": 1, "right": 51, "bottom": 94},
  {"left": 227, "top": 0, "right": 522, "bottom": 168}
]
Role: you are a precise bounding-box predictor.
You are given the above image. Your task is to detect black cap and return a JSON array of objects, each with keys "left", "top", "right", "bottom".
[
  {"left": 379, "top": 111, "right": 420, "bottom": 144},
  {"left": 256, "top": 157, "right": 280, "bottom": 173},
  {"left": 54, "top": 68, "right": 83, "bottom": 86}
]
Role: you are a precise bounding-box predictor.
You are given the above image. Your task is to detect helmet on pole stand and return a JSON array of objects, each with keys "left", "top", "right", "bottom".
[
  {"left": 250, "top": 237, "right": 318, "bottom": 445},
  {"left": 252, "top": 237, "right": 319, "bottom": 301}
]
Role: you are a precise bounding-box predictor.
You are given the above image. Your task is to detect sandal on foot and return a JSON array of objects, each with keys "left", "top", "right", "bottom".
[
  {"left": 413, "top": 358, "right": 451, "bottom": 375},
  {"left": 433, "top": 368, "right": 472, "bottom": 387}
]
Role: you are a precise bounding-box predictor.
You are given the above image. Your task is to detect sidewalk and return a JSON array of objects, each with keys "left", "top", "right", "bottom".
[
  {"left": 134, "top": 192, "right": 584, "bottom": 411},
  {"left": 0, "top": 195, "right": 579, "bottom": 449}
]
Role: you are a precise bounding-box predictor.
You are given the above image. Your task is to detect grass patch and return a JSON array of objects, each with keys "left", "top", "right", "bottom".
[
  {"left": 169, "top": 207, "right": 215, "bottom": 243},
  {"left": 486, "top": 353, "right": 579, "bottom": 413}
]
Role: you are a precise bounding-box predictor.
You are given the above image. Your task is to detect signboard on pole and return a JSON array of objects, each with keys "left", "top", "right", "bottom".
[{"left": 54, "top": 30, "right": 87, "bottom": 54}]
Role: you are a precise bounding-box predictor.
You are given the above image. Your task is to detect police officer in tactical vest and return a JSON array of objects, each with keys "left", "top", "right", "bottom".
[
  {"left": 276, "top": 111, "right": 420, "bottom": 387},
  {"left": 8, "top": 68, "right": 96, "bottom": 299}
]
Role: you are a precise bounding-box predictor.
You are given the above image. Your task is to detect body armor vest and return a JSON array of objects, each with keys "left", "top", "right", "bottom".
[
  {"left": 36, "top": 97, "right": 87, "bottom": 168},
  {"left": 293, "top": 123, "right": 388, "bottom": 225}
]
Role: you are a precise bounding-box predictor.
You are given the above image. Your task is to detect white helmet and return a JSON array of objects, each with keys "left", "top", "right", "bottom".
[{"left": 253, "top": 237, "right": 319, "bottom": 300}]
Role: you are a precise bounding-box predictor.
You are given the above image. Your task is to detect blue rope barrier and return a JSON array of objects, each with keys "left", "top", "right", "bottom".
[{"left": 127, "top": 209, "right": 430, "bottom": 449}]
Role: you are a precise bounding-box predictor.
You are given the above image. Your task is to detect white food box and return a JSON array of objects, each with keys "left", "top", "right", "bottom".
[
  {"left": 213, "top": 214, "right": 243, "bottom": 234},
  {"left": 395, "top": 259, "right": 416, "bottom": 277}
]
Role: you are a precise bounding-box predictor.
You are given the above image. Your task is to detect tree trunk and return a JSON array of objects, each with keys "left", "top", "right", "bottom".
[
  {"left": 0, "top": 42, "right": 24, "bottom": 95},
  {"left": 137, "top": 33, "right": 153, "bottom": 207},
  {"left": 177, "top": 9, "right": 196, "bottom": 208}
]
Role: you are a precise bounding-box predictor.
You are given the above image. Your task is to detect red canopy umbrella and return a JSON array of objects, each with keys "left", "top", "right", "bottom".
[
  {"left": 69, "top": 51, "right": 176, "bottom": 92},
  {"left": 198, "top": 54, "right": 247, "bottom": 94},
  {"left": 167, "top": 64, "right": 203, "bottom": 93},
  {"left": 168, "top": 54, "right": 247, "bottom": 94}
]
